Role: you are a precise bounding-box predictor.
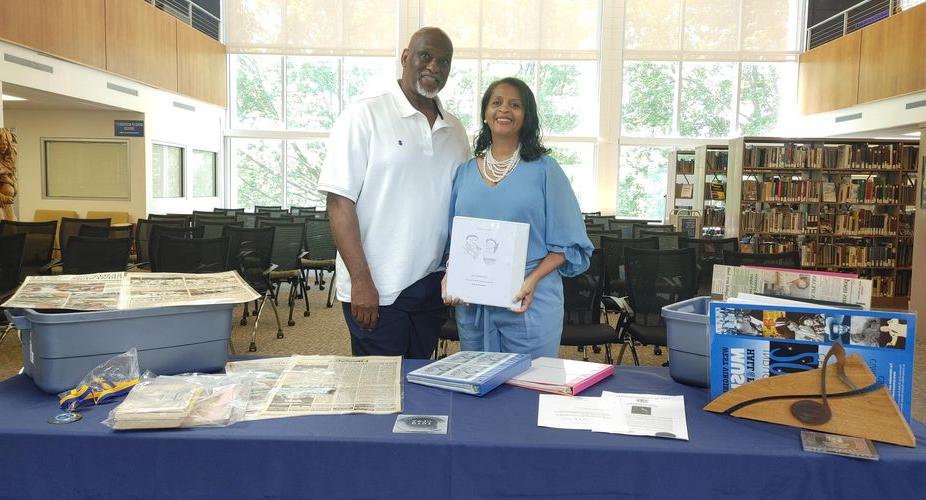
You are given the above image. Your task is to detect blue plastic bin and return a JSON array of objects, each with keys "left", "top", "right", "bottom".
[
  {"left": 6, "top": 304, "right": 234, "bottom": 393},
  {"left": 661, "top": 296, "right": 711, "bottom": 388}
]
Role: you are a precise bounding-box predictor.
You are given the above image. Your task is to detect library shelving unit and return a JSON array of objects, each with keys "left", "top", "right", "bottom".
[
  {"left": 726, "top": 136, "right": 919, "bottom": 307},
  {"left": 666, "top": 149, "right": 697, "bottom": 221},
  {"left": 694, "top": 144, "right": 729, "bottom": 236}
]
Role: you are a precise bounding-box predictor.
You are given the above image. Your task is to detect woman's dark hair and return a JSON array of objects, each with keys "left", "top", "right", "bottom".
[{"left": 472, "top": 77, "right": 549, "bottom": 161}]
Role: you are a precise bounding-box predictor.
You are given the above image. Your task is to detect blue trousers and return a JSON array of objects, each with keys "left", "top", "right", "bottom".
[{"left": 342, "top": 272, "right": 446, "bottom": 359}]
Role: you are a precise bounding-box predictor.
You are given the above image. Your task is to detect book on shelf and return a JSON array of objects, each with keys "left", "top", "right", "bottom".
[
  {"left": 743, "top": 180, "right": 759, "bottom": 201},
  {"left": 406, "top": 351, "right": 531, "bottom": 396},
  {"left": 677, "top": 183, "right": 694, "bottom": 199},
  {"left": 821, "top": 182, "right": 836, "bottom": 202},
  {"left": 506, "top": 357, "right": 614, "bottom": 396},
  {"left": 676, "top": 158, "right": 695, "bottom": 175},
  {"left": 708, "top": 182, "right": 726, "bottom": 200}
]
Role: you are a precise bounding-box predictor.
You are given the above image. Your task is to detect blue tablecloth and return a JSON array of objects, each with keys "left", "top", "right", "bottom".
[{"left": 1, "top": 361, "right": 924, "bottom": 499}]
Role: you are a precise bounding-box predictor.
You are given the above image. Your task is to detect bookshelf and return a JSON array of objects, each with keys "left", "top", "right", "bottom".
[
  {"left": 666, "top": 150, "right": 697, "bottom": 221},
  {"left": 727, "top": 136, "right": 919, "bottom": 306},
  {"left": 694, "top": 145, "right": 729, "bottom": 236}
]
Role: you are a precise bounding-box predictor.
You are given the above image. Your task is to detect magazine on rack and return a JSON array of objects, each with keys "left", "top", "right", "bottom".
[
  {"left": 708, "top": 302, "right": 916, "bottom": 421},
  {"left": 710, "top": 264, "right": 872, "bottom": 308},
  {"left": 407, "top": 351, "right": 531, "bottom": 396}
]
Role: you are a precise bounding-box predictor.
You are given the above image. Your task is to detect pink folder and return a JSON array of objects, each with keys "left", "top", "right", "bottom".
[{"left": 506, "top": 357, "right": 614, "bottom": 396}]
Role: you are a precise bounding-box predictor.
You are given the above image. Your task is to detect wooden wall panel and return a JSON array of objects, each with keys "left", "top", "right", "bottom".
[
  {"left": 858, "top": 5, "right": 926, "bottom": 103},
  {"left": 105, "top": 0, "right": 178, "bottom": 92},
  {"left": 0, "top": 0, "right": 43, "bottom": 50},
  {"left": 177, "top": 23, "right": 227, "bottom": 107},
  {"left": 43, "top": 0, "right": 107, "bottom": 68},
  {"left": 798, "top": 30, "right": 861, "bottom": 115}
]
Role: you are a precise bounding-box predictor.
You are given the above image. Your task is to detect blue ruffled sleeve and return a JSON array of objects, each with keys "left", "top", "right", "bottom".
[{"left": 542, "top": 156, "right": 593, "bottom": 277}]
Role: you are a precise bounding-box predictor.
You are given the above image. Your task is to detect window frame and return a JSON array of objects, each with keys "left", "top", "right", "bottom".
[{"left": 151, "top": 142, "right": 185, "bottom": 199}]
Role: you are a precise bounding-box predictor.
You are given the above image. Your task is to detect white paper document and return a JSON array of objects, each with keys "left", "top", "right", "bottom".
[
  {"left": 594, "top": 392, "right": 689, "bottom": 440},
  {"left": 537, "top": 395, "right": 614, "bottom": 431},
  {"left": 447, "top": 216, "right": 530, "bottom": 308}
]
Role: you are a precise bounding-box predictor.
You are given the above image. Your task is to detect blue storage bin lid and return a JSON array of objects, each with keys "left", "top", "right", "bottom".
[{"left": 661, "top": 296, "right": 711, "bottom": 356}]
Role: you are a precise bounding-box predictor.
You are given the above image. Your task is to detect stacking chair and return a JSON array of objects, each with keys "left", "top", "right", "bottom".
[
  {"left": 723, "top": 250, "right": 800, "bottom": 269},
  {"left": 257, "top": 214, "right": 294, "bottom": 226},
  {"left": 584, "top": 223, "right": 606, "bottom": 233},
  {"left": 301, "top": 218, "right": 338, "bottom": 310},
  {"left": 586, "top": 229, "right": 621, "bottom": 250},
  {"left": 632, "top": 223, "right": 674, "bottom": 239},
  {"left": 200, "top": 220, "right": 243, "bottom": 239},
  {"left": 306, "top": 211, "right": 328, "bottom": 219},
  {"left": 264, "top": 221, "right": 309, "bottom": 327},
  {"left": 193, "top": 213, "right": 237, "bottom": 228},
  {"left": 235, "top": 238, "right": 284, "bottom": 352},
  {"left": 79, "top": 224, "right": 133, "bottom": 240},
  {"left": 0, "top": 233, "right": 26, "bottom": 347},
  {"left": 621, "top": 247, "right": 697, "bottom": 365},
  {"left": 435, "top": 307, "right": 459, "bottom": 359},
  {"left": 235, "top": 212, "right": 258, "bottom": 228},
  {"left": 599, "top": 235, "right": 658, "bottom": 297},
  {"left": 155, "top": 236, "right": 227, "bottom": 274},
  {"left": 639, "top": 229, "right": 683, "bottom": 250},
  {"left": 224, "top": 226, "right": 279, "bottom": 329},
  {"left": 214, "top": 208, "right": 246, "bottom": 216},
  {"left": 680, "top": 237, "right": 738, "bottom": 294},
  {"left": 148, "top": 225, "right": 204, "bottom": 272},
  {"left": 0, "top": 220, "right": 57, "bottom": 280},
  {"left": 149, "top": 214, "right": 191, "bottom": 226},
  {"left": 61, "top": 236, "right": 132, "bottom": 275},
  {"left": 289, "top": 206, "right": 318, "bottom": 216},
  {"left": 134, "top": 218, "right": 186, "bottom": 269},
  {"left": 560, "top": 252, "right": 623, "bottom": 363},
  {"left": 607, "top": 219, "right": 637, "bottom": 238},
  {"left": 585, "top": 215, "right": 613, "bottom": 227},
  {"left": 59, "top": 217, "right": 110, "bottom": 257}
]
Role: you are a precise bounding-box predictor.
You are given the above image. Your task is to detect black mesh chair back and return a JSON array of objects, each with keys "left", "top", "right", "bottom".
[
  {"left": 235, "top": 212, "right": 258, "bottom": 228},
  {"left": 0, "top": 233, "right": 26, "bottom": 295},
  {"left": 79, "top": 224, "right": 132, "bottom": 240},
  {"left": 165, "top": 213, "right": 194, "bottom": 226},
  {"left": 608, "top": 219, "right": 637, "bottom": 238},
  {"left": 258, "top": 215, "right": 294, "bottom": 227},
  {"left": 723, "top": 250, "right": 801, "bottom": 269},
  {"left": 680, "top": 237, "right": 738, "bottom": 292},
  {"left": 263, "top": 222, "right": 306, "bottom": 271},
  {"left": 624, "top": 248, "right": 697, "bottom": 318},
  {"left": 59, "top": 217, "right": 110, "bottom": 256},
  {"left": 193, "top": 213, "right": 237, "bottom": 227},
  {"left": 307, "top": 211, "right": 328, "bottom": 219},
  {"left": 0, "top": 220, "right": 56, "bottom": 279},
  {"left": 632, "top": 223, "right": 674, "bottom": 239},
  {"left": 148, "top": 214, "right": 191, "bottom": 226},
  {"left": 563, "top": 251, "right": 604, "bottom": 325},
  {"left": 214, "top": 208, "right": 245, "bottom": 216},
  {"left": 599, "top": 235, "right": 658, "bottom": 296},
  {"left": 582, "top": 211, "right": 602, "bottom": 217},
  {"left": 584, "top": 223, "right": 606, "bottom": 233},
  {"left": 585, "top": 215, "right": 613, "bottom": 227},
  {"left": 224, "top": 226, "right": 275, "bottom": 273},
  {"left": 200, "top": 221, "right": 243, "bottom": 240},
  {"left": 62, "top": 236, "right": 132, "bottom": 275},
  {"left": 148, "top": 225, "right": 205, "bottom": 272},
  {"left": 303, "top": 218, "right": 337, "bottom": 261},
  {"left": 289, "top": 206, "right": 318, "bottom": 216},
  {"left": 639, "top": 229, "right": 683, "bottom": 250},
  {"left": 135, "top": 219, "right": 185, "bottom": 267},
  {"left": 586, "top": 230, "right": 621, "bottom": 250},
  {"left": 155, "top": 236, "right": 228, "bottom": 274}
]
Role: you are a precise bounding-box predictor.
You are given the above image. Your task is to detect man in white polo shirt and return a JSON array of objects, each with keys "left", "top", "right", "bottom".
[{"left": 318, "top": 27, "right": 469, "bottom": 358}]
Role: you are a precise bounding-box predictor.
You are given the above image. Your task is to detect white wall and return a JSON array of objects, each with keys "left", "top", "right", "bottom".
[
  {"left": 0, "top": 40, "right": 225, "bottom": 219},
  {"left": 3, "top": 109, "right": 146, "bottom": 220},
  {"left": 793, "top": 89, "right": 926, "bottom": 137}
]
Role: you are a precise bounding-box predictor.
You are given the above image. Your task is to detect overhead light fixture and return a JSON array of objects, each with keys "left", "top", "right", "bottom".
[{"left": 1, "top": 94, "right": 26, "bottom": 101}]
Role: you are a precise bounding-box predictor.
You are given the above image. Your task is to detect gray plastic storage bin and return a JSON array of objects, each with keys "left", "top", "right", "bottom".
[
  {"left": 6, "top": 304, "right": 234, "bottom": 393},
  {"left": 661, "top": 296, "right": 711, "bottom": 388}
]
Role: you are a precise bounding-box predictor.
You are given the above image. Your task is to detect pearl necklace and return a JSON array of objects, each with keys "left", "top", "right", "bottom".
[{"left": 483, "top": 145, "right": 521, "bottom": 183}]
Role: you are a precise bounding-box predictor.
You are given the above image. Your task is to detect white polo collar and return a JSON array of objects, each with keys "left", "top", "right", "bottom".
[{"left": 390, "top": 79, "right": 448, "bottom": 125}]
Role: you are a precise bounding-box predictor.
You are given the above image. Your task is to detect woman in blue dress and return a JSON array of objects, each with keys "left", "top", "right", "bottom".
[{"left": 442, "top": 77, "right": 593, "bottom": 358}]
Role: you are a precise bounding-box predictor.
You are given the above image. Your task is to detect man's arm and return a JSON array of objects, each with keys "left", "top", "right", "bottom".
[{"left": 327, "top": 192, "right": 379, "bottom": 329}]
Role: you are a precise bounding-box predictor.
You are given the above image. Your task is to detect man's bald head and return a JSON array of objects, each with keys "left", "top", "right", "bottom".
[{"left": 400, "top": 27, "right": 454, "bottom": 99}]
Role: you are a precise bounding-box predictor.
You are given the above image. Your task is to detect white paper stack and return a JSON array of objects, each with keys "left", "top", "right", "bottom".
[{"left": 447, "top": 216, "right": 530, "bottom": 308}]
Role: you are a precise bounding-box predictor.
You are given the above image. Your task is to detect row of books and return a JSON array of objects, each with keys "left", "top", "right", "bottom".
[
  {"left": 741, "top": 209, "right": 900, "bottom": 236},
  {"left": 703, "top": 206, "right": 725, "bottom": 228},
  {"left": 743, "top": 143, "right": 919, "bottom": 170},
  {"left": 739, "top": 238, "right": 798, "bottom": 254},
  {"left": 740, "top": 208, "right": 810, "bottom": 234},
  {"left": 743, "top": 179, "right": 917, "bottom": 205},
  {"left": 705, "top": 151, "right": 728, "bottom": 172},
  {"left": 676, "top": 158, "right": 695, "bottom": 175},
  {"left": 799, "top": 243, "right": 898, "bottom": 267}
]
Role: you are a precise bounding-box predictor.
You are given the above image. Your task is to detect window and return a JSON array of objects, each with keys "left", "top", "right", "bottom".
[
  {"left": 152, "top": 144, "right": 183, "bottom": 198},
  {"left": 229, "top": 138, "right": 283, "bottom": 209},
  {"left": 617, "top": 146, "right": 670, "bottom": 219},
  {"left": 621, "top": 61, "right": 678, "bottom": 137},
  {"left": 191, "top": 150, "right": 218, "bottom": 198},
  {"left": 44, "top": 140, "right": 130, "bottom": 199}
]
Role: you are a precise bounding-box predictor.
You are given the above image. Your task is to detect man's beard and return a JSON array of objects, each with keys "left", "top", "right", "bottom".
[{"left": 416, "top": 80, "right": 440, "bottom": 99}]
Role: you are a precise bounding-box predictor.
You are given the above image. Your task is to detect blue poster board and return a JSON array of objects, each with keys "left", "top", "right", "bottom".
[
  {"left": 708, "top": 302, "right": 916, "bottom": 421},
  {"left": 114, "top": 120, "right": 144, "bottom": 137}
]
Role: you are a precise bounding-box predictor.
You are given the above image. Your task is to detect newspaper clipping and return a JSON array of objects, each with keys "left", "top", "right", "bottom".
[
  {"left": 225, "top": 355, "right": 402, "bottom": 419},
  {"left": 710, "top": 265, "right": 872, "bottom": 308},
  {"left": 2, "top": 271, "right": 259, "bottom": 311}
]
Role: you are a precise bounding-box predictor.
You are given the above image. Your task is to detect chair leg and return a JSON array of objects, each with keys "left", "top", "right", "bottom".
[
  {"left": 286, "top": 279, "right": 297, "bottom": 327},
  {"left": 604, "top": 344, "right": 613, "bottom": 365},
  {"left": 249, "top": 293, "right": 268, "bottom": 352},
  {"left": 629, "top": 342, "right": 640, "bottom": 366},
  {"left": 0, "top": 323, "right": 15, "bottom": 348},
  {"left": 239, "top": 303, "right": 249, "bottom": 326},
  {"left": 267, "top": 290, "right": 284, "bottom": 340},
  {"left": 326, "top": 269, "right": 336, "bottom": 308},
  {"left": 300, "top": 273, "right": 310, "bottom": 318}
]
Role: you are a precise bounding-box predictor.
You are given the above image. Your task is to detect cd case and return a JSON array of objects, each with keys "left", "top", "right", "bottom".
[{"left": 800, "top": 430, "right": 879, "bottom": 461}]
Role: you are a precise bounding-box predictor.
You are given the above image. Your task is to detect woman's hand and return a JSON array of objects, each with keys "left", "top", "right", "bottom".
[
  {"left": 510, "top": 277, "right": 537, "bottom": 313},
  {"left": 441, "top": 272, "right": 461, "bottom": 306}
]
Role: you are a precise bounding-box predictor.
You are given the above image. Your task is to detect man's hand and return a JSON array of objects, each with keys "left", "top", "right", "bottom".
[
  {"left": 441, "top": 272, "right": 461, "bottom": 306},
  {"left": 351, "top": 278, "right": 380, "bottom": 329}
]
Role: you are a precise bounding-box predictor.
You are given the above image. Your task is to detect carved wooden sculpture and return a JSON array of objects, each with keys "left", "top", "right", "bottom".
[{"left": 0, "top": 128, "right": 17, "bottom": 221}]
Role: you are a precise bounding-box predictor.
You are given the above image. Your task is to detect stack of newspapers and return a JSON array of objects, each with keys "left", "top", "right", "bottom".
[
  {"left": 407, "top": 351, "right": 531, "bottom": 396},
  {"left": 108, "top": 380, "right": 203, "bottom": 430}
]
